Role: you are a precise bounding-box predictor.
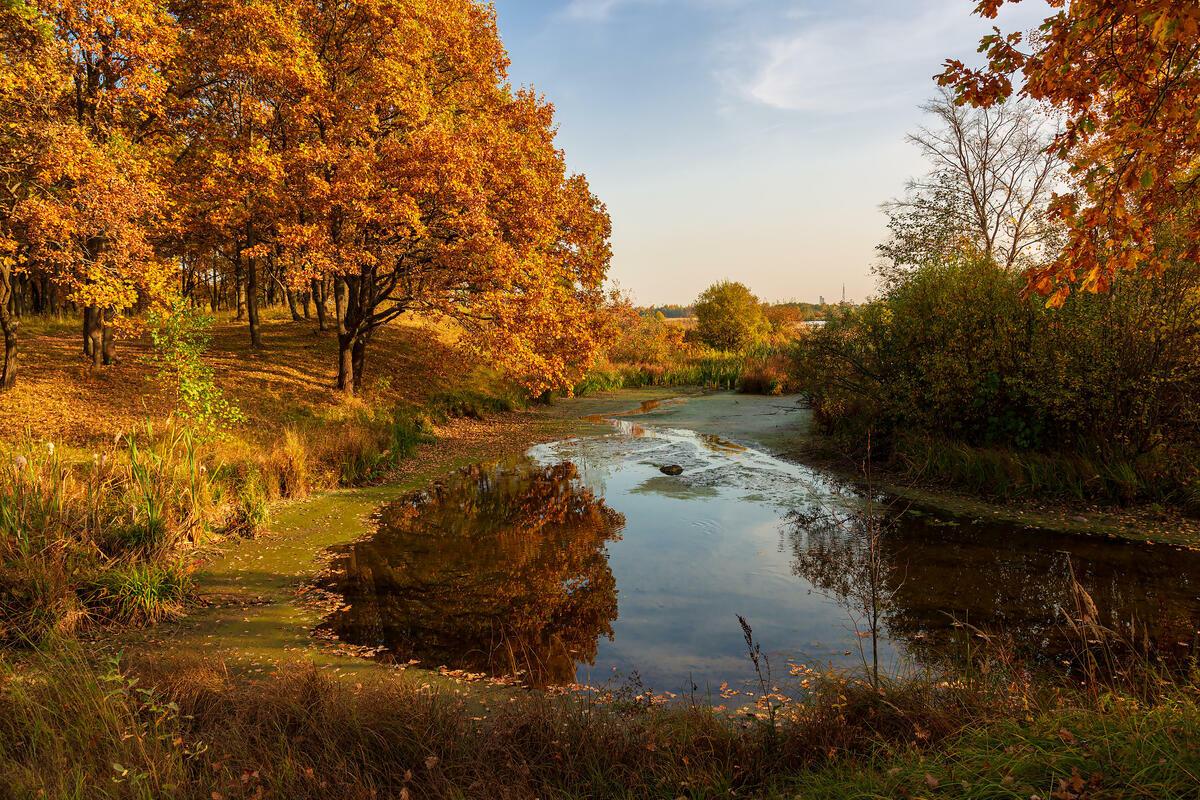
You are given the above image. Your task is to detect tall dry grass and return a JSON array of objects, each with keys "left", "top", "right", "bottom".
[
  {"left": 0, "top": 376, "right": 526, "bottom": 644},
  {"left": 0, "top": 425, "right": 217, "bottom": 640},
  {"left": 1, "top": 635, "right": 1196, "bottom": 800}
]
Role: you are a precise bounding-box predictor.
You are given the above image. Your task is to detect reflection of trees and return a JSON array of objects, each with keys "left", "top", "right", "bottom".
[
  {"left": 788, "top": 510, "right": 1200, "bottom": 668},
  {"left": 789, "top": 505, "right": 894, "bottom": 685},
  {"left": 319, "top": 458, "right": 625, "bottom": 686}
]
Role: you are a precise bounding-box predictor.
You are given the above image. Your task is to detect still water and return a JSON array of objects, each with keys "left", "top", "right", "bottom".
[{"left": 316, "top": 397, "right": 1200, "bottom": 693}]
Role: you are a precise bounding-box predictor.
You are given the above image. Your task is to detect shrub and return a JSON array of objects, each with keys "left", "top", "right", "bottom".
[
  {"left": 147, "top": 299, "right": 244, "bottom": 437},
  {"left": 793, "top": 254, "right": 1200, "bottom": 504},
  {"left": 87, "top": 561, "right": 191, "bottom": 626},
  {"left": 694, "top": 281, "right": 770, "bottom": 351},
  {"left": 267, "top": 427, "right": 310, "bottom": 499},
  {"left": 737, "top": 351, "right": 796, "bottom": 395},
  {"left": 331, "top": 408, "right": 436, "bottom": 485},
  {"left": 227, "top": 470, "right": 270, "bottom": 537},
  {"left": 428, "top": 388, "right": 521, "bottom": 422}
]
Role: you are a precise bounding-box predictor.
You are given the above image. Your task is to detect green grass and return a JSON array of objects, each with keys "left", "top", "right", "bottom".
[
  {"left": 428, "top": 386, "right": 523, "bottom": 421},
  {"left": 576, "top": 354, "right": 749, "bottom": 395},
  {"left": 784, "top": 700, "right": 1200, "bottom": 799},
  {"left": 86, "top": 561, "right": 192, "bottom": 626},
  {"left": 226, "top": 468, "right": 271, "bottom": 537},
  {"left": 577, "top": 344, "right": 798, "bottom": 397}
]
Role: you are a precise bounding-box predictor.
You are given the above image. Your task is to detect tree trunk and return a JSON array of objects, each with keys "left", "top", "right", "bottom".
[
  {"left": 334, "top": 277, "right": 344, "bottom": 325},
  {"left": 337, "top": 331, "right": 356, "bottom": 396},
  {"left": 334, "top": 277, "right": 355, "bottom": 395},
  {"left": 44, "top": 275, "right": 58, "bottom": 315},
  {"left": 101, "top": 307, "right": 116, "bottom": 365},
  {"left": 83, "top": 306, "right": 96, "bottom": 358},
  {"left": 301, "top": 290, "right": 311, "bottom": 320},
  {"left": 246, "top": 252, "right": 262, "bottom": 348},
  {"left": 351, "top": 331, "right": 370, "bottom": 391},
  {"left": 0, "top": 264, "right": 17, "bottom": 389},
  {"left": 234, "top": 263, "right": 246, "bottom": 321},
  {"left": 85, "top": 306, "right": 103, "bottom": 367},
  {"left": 285, "top": 287, "right": 303, "bottom": 322},
  {"left": 312, "top": 278, "right": 327, "bottom": 331}
]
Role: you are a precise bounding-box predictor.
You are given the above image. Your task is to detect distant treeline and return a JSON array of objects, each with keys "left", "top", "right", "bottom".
[{"left": 642, "top": 301, "right": 837, "bottom": 321}]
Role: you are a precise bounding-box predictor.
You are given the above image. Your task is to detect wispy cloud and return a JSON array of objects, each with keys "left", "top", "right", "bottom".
[
  {"left": 561, "top": 0, "right": 741, "bottom": 23},
  {"left": 730, "top": 0, "right": 1052, "bottom": 114},
  {"left": 563, "top": 0, "right": 627, "bottom": 20}
]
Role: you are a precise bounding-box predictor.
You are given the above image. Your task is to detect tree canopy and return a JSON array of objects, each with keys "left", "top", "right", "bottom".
[
  {"left": 694, "top": 281, "right": 768, "bottom": 351},
  {"left": 0, "top": 0, "right": 612, "bottom": 396}
]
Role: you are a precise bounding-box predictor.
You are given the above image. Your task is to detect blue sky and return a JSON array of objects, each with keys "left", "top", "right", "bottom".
[{"left": 491, "top": 0, "right": 1050, "bottom": 304}]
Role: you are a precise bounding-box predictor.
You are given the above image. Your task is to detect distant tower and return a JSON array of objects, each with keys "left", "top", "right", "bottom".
[{"left": 841, "top": 283, "right": 845, "bottom": 303}]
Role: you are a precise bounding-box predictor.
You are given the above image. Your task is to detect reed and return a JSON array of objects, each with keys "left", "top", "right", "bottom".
[{"left": 894, "top": 433, "right": 1166, "bottom": 504}]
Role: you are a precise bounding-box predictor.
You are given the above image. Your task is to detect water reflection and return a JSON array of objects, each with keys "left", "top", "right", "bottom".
[
  {"left": 789, "top": 507, "right": 1200, "bottom": 669},
  {"left": 317, "top": 459, "right": 625, "bottom": 685},
  {"left": 315, "top": 405, "right": 1200, "bottom": 692}
]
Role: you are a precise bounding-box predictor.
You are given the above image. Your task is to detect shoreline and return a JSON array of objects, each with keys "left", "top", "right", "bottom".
[
  {"left": 99, "top": 390, "right": 679, "bottom": 682},
  {"left": 779, "top": 433, "right": 1200, "bottom": 550},
  {"left": 99, "top": 387, "right": 1198, "bottom": 693}
]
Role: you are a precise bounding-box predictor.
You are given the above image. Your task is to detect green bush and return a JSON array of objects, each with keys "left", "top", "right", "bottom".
[
  {"left": 793, "top": 254, "right": 1200, "bottom": 504},
  {"left": 694, "top": 280, "right": 770, "bottom": 351},
  {"left": 147, "top": 299, "right": 244, "bottom": 437},
  {"left": 428, "top": 387, "right": 521, "bottom": 422},
  {"left": 228, "top": 470, "right": 270, "bottom": 537},
  {"left": 87, "top": 561, "right": 191, "bottom": 626}
]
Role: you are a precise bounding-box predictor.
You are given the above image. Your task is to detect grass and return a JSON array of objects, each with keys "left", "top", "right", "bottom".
[
  {"left": 0, "top": 425, "right": 217, "bottom": 641},
  {"left": 87, "top": 561, "right": 192, "bottom": 626},
  {"left": 576, "top": 346, "right": 797, "bottom": 396},
  {"left": 0, "top": 309, "right": 484, "bottom": 448},
  {"left": 893, "top": 433, "right": 1164, "bottom": 505},
  {"left": 576, "top": 356, "right": 743, "bottom": 393},
  {"left": 784, "top": 700, "right": 1200, "bottom": 799},
  {"left": 0, "top": 642, "right": 1197, "bottom": 799}
]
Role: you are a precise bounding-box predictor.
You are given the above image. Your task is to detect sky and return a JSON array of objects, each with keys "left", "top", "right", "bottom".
[{"left": 490, "top": 0, "right": 1052, "bottom": 305}]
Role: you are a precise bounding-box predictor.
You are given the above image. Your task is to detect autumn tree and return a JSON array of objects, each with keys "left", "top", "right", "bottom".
[
  {"left": 167, "top": 0, "right": 313, "bottom": 349},
  {"left": 694, "top": 280, "right": 768, "bottom": 351},
  {"left": 2, "top": 0, "right": 176, "bottom": 384},
  {"left": 0, "top": 0, "right": 58, "bottom": 388},
  {"left": 604, "top": 294, "right": 688, "bottom": 366},
  {"left": 3, "top": 0, "right": 179, "bottom": 373},
  {"left": 281, "top": 0, "right": 611, "bottom": 396},
  {"left": 939, "top": 1, "right": 1200, "bottom": 304}
]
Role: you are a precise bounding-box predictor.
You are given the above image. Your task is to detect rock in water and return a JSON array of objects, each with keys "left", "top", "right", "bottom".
[{"left": 659, "top": 465, "right": 683, "bottom": 476}]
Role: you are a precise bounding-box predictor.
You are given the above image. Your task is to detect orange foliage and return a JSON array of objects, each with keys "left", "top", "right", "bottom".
[
  {"left": 1, "top": 0, "right": 178, "bottom": 372},
  {"left": 3, "top": 0, "right": 611, "bottom": 397},
  {"left": 939, "top": 1, "right": 1200, "bottom": 305},
  {"left": 270, "top": 0, "right": 612, "bottom": 395}
]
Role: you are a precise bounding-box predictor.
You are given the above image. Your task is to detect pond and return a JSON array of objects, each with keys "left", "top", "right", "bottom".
[{"left": 316, "top": 395, "right": 1200, "bottom": 694}]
